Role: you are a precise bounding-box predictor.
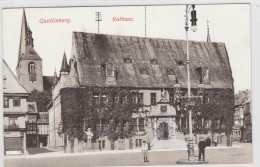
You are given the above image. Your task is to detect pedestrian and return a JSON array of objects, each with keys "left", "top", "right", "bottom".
[
  {"left": 213, "top": 138, "right": 217, "bottom": 147},
  {"left": 205, "top": 137, "right": 211, "bottom": 147},
  {"left": 147, "top": 139, "right": 151, "bottom": 150},
  {"left": 185, "top": 138, "right": 190, "bottom": 160},
  {"left": 198, "top": 136, "right": 207, "bottom": 161},
  {"left": 142, "top": 141, "right": 149, "bottom": 162}
]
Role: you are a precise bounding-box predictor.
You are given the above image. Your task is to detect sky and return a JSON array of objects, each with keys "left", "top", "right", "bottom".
[{"left": 2, "top": 4, "right": 251, "bottom": 93}]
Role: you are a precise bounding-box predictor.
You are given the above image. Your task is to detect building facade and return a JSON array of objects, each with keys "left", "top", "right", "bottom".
[
  {"left": 49, "top": 32, "right": 234, "bottom": 151},
  {"left": 3, "top": 60, "right": 29, "bottom": 155},
  {"left": 233, "top": 90, "right": 252, "bottom": 142},
  {"left": 10, "top": 9, "right": 52, "bottom": 149}
]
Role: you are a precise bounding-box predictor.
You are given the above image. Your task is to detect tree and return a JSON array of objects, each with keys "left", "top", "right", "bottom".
[{"left": 28, "top": 89, "right": 52, "bottom": 112}]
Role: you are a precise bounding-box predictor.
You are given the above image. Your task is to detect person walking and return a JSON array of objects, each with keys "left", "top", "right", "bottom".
[
  {"left": 198, "top": 136, "right": 207, "bottom": 161},
  {"left": 142, "top": 141, "right": 149, "bottom": 162}
]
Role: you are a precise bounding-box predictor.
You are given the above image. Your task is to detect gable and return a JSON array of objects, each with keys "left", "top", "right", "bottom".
[{"left": 3, "top": 60, "right": 29, "bottom": 94}]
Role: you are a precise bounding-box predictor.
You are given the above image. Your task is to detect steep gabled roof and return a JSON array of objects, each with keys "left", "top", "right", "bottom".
[
  {"left": 17, "top": 9, "right": 41, "bottom": 67},
  {"left": 72, "top": 32, "right": 233, "bottom": 89},
  {"left": 3, "top": 59, "right": 29, "bottom": 95}
]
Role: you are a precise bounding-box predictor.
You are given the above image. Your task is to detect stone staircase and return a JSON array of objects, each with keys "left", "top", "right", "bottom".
[{"left": 151, "top": 138, "right": 188, "bottom": 150}]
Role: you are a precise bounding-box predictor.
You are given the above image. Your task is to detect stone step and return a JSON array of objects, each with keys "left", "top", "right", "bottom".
[{"left": 151, "top": 139, "right": 188, "bottom": 150}]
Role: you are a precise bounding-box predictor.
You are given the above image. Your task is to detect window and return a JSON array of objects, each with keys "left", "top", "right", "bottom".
[
  {"left": 13, "top": 98, "right": 20, "bottom": 107},
  {"left": 202, "top": 67, "right": 210, "bottom": 84},
  {"left": 124, "top": 58, "right": 132, "bottom": 64},
  {"left": 133, "top": 118, "right": 145, "bottom": 131},
  {"left": 169, "top": 93, "right": 174, "bottom": 103},
  {"left": 101, "top": 94, "right": 107, "bottom": 104},
  {"left": 139, "top": 118, "right": 145, "bottom": 131},
  {"left": 151, "top": 93, "right": 156, "bottom": 105},
  {"left": 3, "top": 97, "right": 9, "bottom": 108},
  {"left": 106, "top": 64, "right": 115, "bottom": 77},
  {"left": 114, "top": 95, "right": 119, "bottom": 103},
  {"left": 29, "top": 62, "right": 36, "bottom": 74},
  {"left": 121, "top": 95, "right": 127, "bottom": 104},
  {"left": 137, "top": 93, "right": 144, "bottom": 104},
  {"left": 150, "top": 59, "right": 159, "bottom": 65},
  {"left": 177, "top": 60, "right": 184, "bottom": 66},
  {"left": 139, "top": 139, "right": 142, "bottom": 147},
  {"left": 9, "top": 117, "right": 17, "bottom": 125},
  {"left": 93, "top": 94, "right": 99, "bottom": 104},
  {"left": 135, "top": 139, "right": 142, "bottom": 147},
  {"left": 28, "top": 62, "right": 36, "bottom": 81},
  {"left": 133, "top": 118, "right": 138, "bottom": 131},
  {"left": 27, "top": 124, "right": 37, "bottom": 134},
  {"left": 102, "top": 140, "right": 105, "bottom": 149},
  {"left": 135, "top": 139, "right": 138, "bottom": 147},
  {"left": 131, "top": 95, "right": 137, "bottom": 103}
]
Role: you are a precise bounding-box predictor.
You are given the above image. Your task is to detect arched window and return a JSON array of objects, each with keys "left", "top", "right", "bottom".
[
  {"left": 28, "top": 62, "right": 36, "bottom": 74},
  {"left": 28, "top": 62, "right": 36, "bottom": 81}
]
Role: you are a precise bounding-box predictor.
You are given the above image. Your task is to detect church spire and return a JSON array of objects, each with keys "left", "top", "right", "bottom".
[
  {"left": 60, "top": 52, "right": 69, "bottom": 72},
  {"left": 17, "top": 9, "right": 40, "bottom": 67},
  {"left": 207, "top": 19, "right": 211, "bottom": 42},
  {"left": 53, "top": 69, "right": 58, "bottom": 85}
]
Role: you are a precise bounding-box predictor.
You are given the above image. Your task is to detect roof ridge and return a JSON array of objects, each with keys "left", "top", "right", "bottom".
[{"left": 72, "top": 31, "right": 226, "bottom": 44}]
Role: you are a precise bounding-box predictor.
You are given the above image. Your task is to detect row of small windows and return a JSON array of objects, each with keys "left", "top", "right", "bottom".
[
  {"left": 94, "top": 117, "right": 145, "bottom": 132},
  {"left": 104, "top": 64, "right": 209, "bottom": 83},
  {"left": 93, "top": 92, "right": 177, "bottom": 106},
  {"left": 93, "top": 93, "right": 144, "bottom": 105},
  {"left": 123, "top": 58, "right": 185, "bottom": 66},
  {"left": 3, "top": 97, "right": 20, "bottom": 108}
]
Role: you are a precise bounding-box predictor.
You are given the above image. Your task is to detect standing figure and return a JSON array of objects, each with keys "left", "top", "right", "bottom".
[
  {"left": 142, "top": 141, "right": 149, "bottom": 162},
  {"left": 198, "top": 136, "right": 207, "bottom": 161},
  {"left": 147, "top": 139, "right": 151, "bottom": 150}
]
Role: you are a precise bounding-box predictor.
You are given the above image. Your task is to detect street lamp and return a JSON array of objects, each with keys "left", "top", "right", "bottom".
[{"left": 185, "top": 4, "right": 197, "bottom": 161}]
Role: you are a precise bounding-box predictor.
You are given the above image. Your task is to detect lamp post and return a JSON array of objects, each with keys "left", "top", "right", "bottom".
[{"left": 185, "top": 4, "right": 198, "bottom": 161}]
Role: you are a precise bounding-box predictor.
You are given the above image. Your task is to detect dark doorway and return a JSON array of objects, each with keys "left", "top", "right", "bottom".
[{"left": 157, "top": 122, "right": 169, "bottom": 140}]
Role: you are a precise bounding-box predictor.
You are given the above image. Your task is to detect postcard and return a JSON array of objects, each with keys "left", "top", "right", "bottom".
[{"left": 2, "top": 4, "right": 252, "bottom": 166}]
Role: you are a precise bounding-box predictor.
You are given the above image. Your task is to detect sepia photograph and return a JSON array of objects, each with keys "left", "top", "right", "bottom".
[{"left": 2, "top": 3, "right": 252, "bottom": 166}]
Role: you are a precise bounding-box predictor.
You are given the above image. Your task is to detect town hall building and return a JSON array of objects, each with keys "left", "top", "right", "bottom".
[{"left": 48, "top": 31, "right": 234, "bottom": 151}]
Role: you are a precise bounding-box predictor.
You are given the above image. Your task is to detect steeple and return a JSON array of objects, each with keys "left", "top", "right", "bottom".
[
  {"left": 207, "top": 19, "right": 211, "bottom": 42},
  {"left": 16, "top": 9, "right": 43, "bottom": 92},
  {"left": 60, "top": 52, "right": 69, "bottom": 72},
  {"left": 53, "top": 69, "right": 58, "bottom": 85}
]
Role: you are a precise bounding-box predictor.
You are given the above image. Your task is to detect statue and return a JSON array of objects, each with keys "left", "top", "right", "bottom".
[
  {"left": 161, "top": 89, "right": 167, "bottom": 101},
  {"left": 86, "top": 128, "right": 93, "bottom": 143}
]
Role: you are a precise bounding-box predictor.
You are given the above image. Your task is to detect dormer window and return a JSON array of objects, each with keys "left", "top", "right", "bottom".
[
  {"left": 124, "top": 58, "right": 132, "bottom": 64},
  {"left": 104, "top": 63, "right": 117, "bottom": 85},
  {"left": 202, "top": 67, "right": 210, "bottom": 84},
  {"left": 150, "top": 59, "right": 159, "bottom": 65},
  {"left": 176, "top": 60, "right": 184, "bottom": 66},
  {"left": 195, "top": 67, "right": 202, "bottom": 83},
  {"left": 106, "top": 63, "right": 115, "bottom": 77}
]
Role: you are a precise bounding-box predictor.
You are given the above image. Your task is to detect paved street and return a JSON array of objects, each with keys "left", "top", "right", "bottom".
[{"left": 4, "top": 143, "right": 252, "bottom": 167}]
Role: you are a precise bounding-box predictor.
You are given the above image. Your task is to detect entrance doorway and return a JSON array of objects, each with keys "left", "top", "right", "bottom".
[{"left": 157, "top": 122, "right": 169, "bottom": 140}]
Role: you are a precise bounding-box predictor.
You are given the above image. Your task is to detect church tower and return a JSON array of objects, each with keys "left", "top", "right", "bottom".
[{"left": 16, "top": 9, "right": 43, "bottom": 92}]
